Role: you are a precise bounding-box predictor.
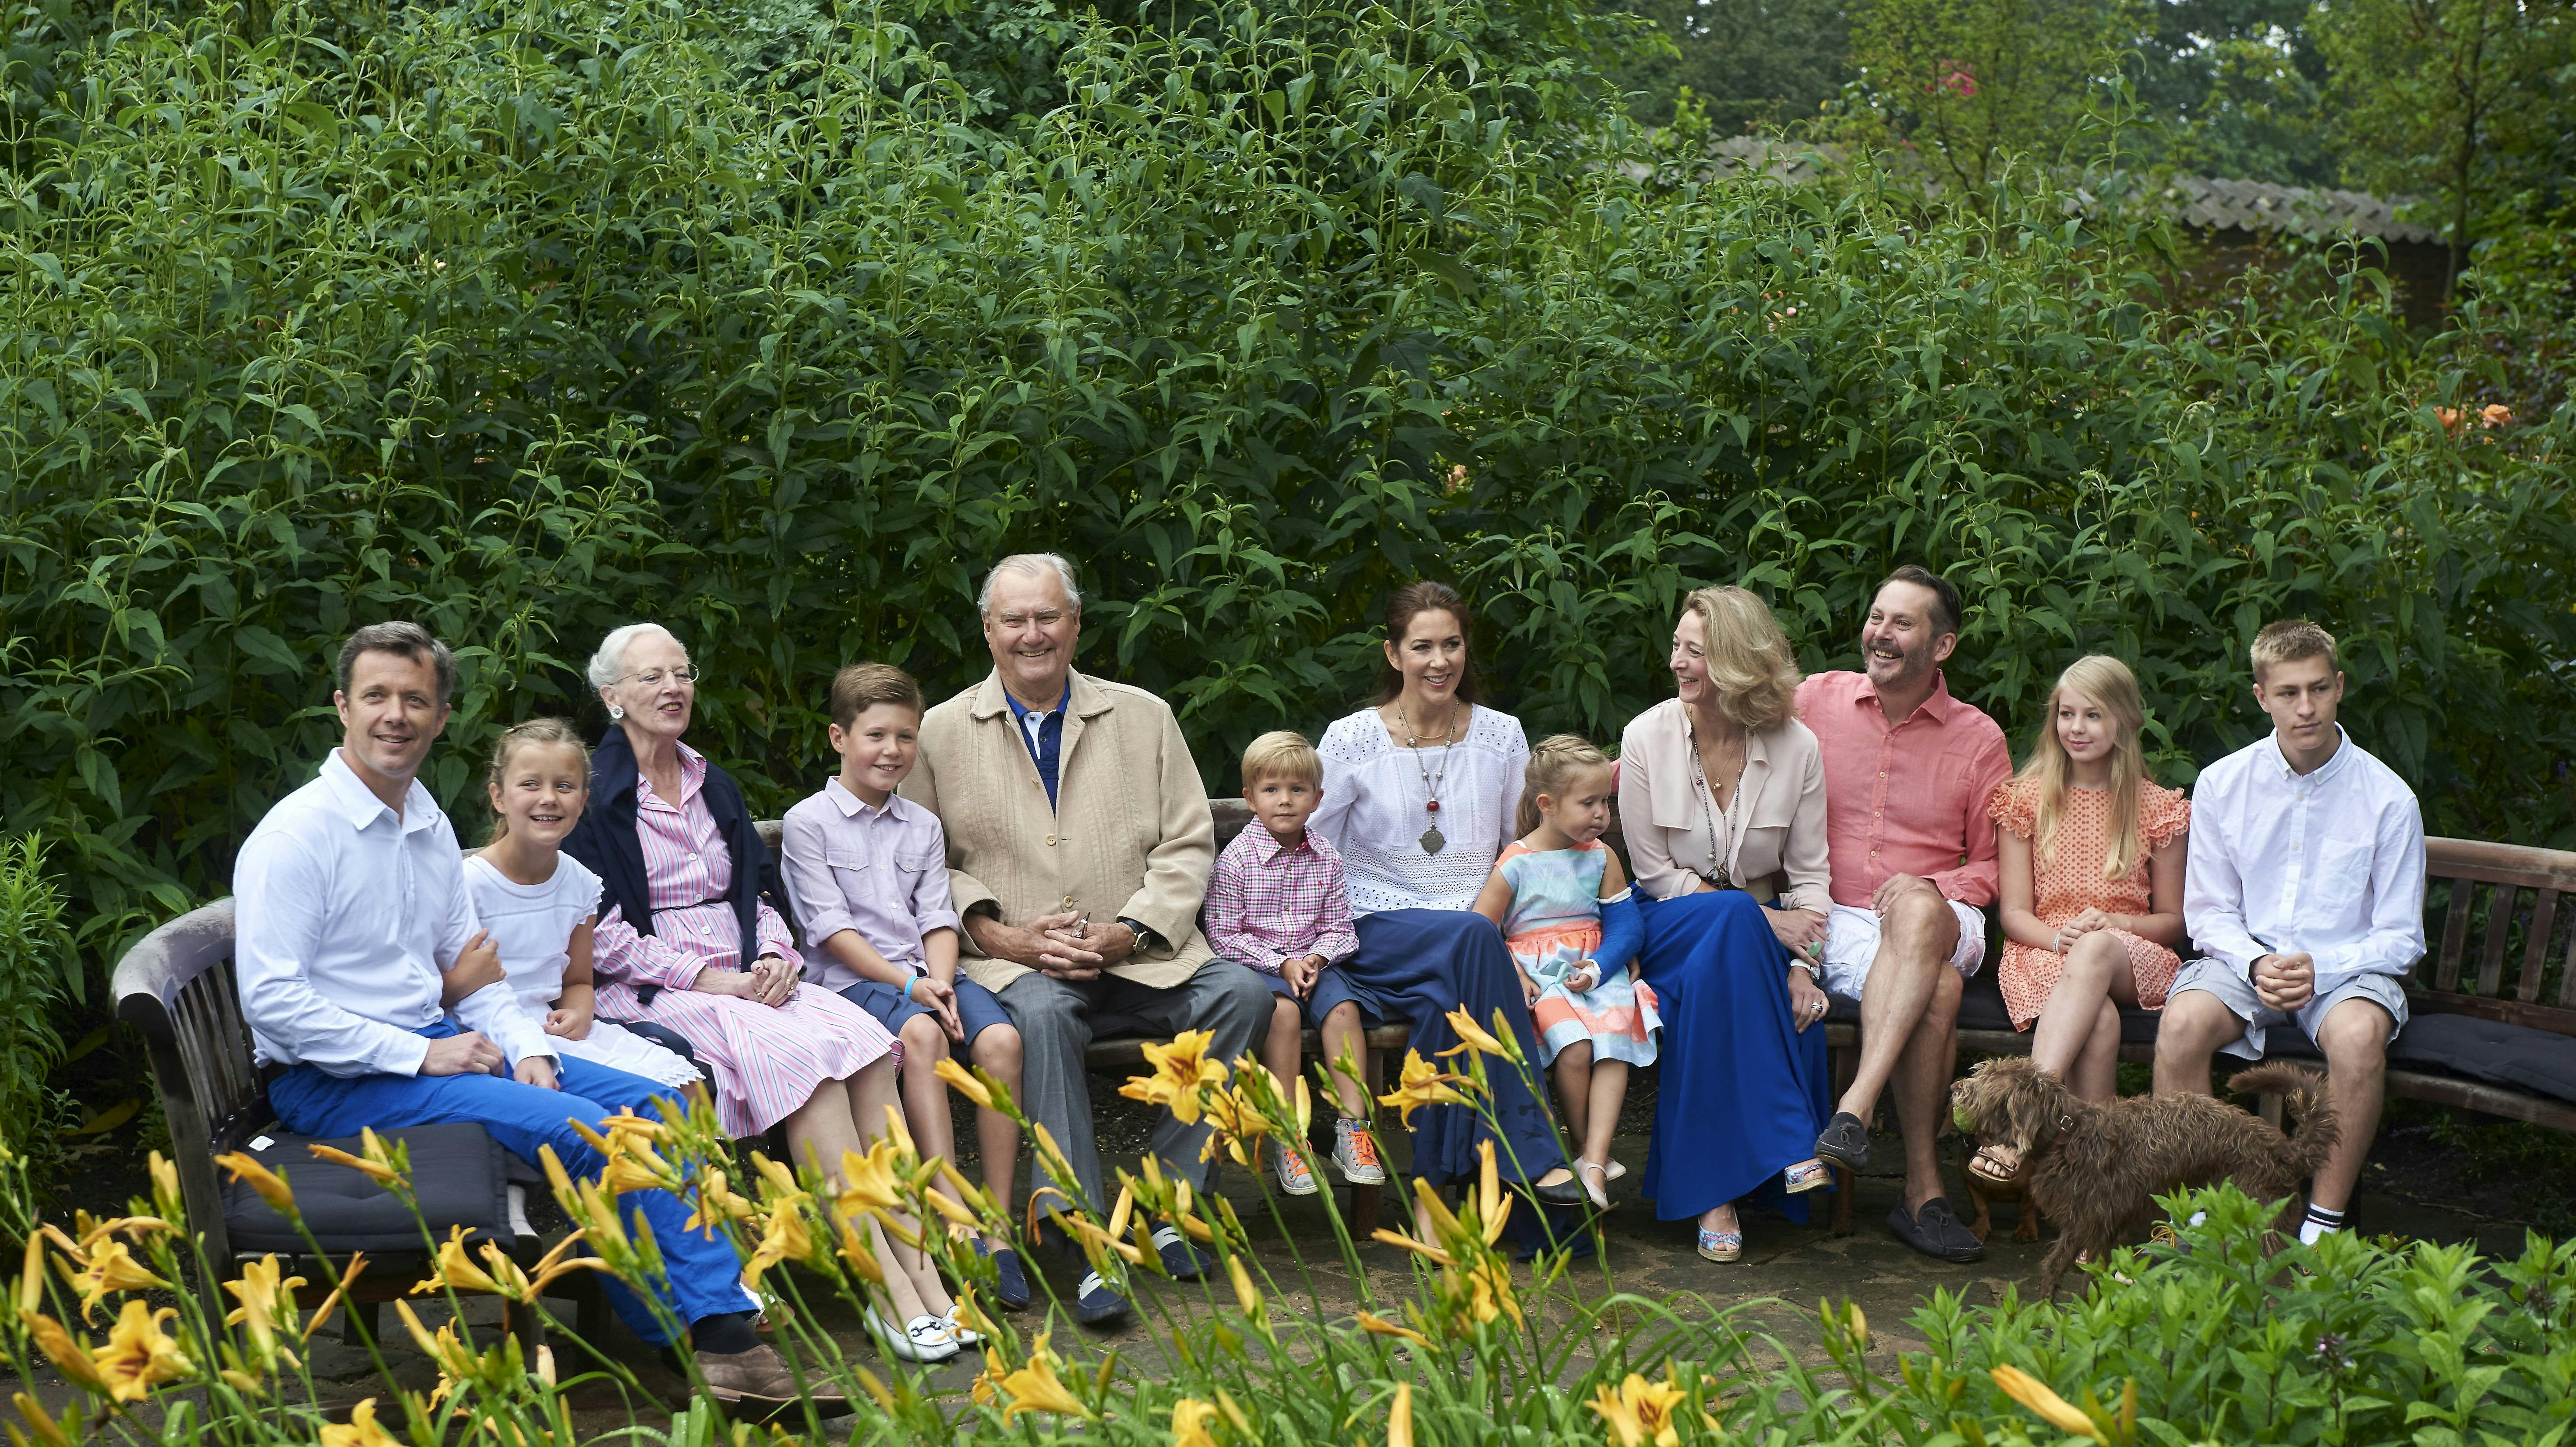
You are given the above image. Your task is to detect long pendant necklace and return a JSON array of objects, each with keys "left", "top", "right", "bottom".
[
  {"left": 1686, "top": 720, "right": 1748, "bottom": 889},
  {"left": 1398, "top": 702, "right": 1461, "bottom": 856}
]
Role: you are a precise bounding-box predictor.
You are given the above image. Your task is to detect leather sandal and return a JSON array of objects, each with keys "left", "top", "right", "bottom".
[{"left": 1966, "top": 1144, "right": 2020, "bottom": 1189}]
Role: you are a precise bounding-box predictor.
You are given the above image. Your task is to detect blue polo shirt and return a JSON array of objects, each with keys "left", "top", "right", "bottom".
[{"left": 1005, "top": 681, "right": 1071, "bottom": 810}]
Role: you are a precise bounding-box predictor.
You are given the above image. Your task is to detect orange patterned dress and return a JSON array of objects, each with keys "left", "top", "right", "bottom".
[{"left": 1988, "top": 777, "right": 2191, "bottom": 1030}]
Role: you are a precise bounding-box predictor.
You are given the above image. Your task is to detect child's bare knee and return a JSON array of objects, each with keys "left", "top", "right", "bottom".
[{"left": 901, "top": 1014, "right": 950, "bottom": 1058}]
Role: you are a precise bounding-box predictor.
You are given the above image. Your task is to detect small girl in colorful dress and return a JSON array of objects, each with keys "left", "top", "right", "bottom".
[
  {"left": 1473, "top": 735, "right": 1657, "bottom": 1210},
  {"left": 1979, "top": 654, "right": 2191, "bottom": 1188}
]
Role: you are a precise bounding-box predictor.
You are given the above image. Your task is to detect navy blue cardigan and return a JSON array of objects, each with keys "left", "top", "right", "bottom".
[{"left": 560, "top": 727, "right": 788, "bottom": 997}]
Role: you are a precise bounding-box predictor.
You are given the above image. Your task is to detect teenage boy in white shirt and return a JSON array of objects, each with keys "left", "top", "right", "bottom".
[{"left": 2156, "top": 619, "right": 2426, "bottom": 1243}]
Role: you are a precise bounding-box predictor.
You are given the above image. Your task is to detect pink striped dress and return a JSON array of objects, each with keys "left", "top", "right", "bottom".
[{"left": 590, "top": 747, "right": 897, "bottom": 1138}]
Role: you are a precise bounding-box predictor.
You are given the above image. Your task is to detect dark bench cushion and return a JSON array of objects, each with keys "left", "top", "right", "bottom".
[
  {"left": 2378, "top": 1013, "right": 2576, "bottom": 1105},
  {"left": 222, "top": 1122, "right": 512, "bottom": 1255}
]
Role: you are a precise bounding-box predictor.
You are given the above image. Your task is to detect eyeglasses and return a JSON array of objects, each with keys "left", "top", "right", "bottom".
[
  {"left": 994, "top": 610, "right": 1072, "bottom": 630},
  {"left": 623, "top": 667, "right": 699, "bottom": 687}
]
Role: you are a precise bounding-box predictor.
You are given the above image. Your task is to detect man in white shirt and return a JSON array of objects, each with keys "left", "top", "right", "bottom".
[
  {"left": 234, "top": 623, "right": 837, "bottom": 1415},
  {"left": 2157, "top": 619, "right": 2426, "bottom": 1244}
]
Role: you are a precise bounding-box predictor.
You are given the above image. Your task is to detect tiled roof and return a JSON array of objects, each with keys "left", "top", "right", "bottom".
[{"left": 1650, "top": 137, "right": 2437, "bottom": 244}]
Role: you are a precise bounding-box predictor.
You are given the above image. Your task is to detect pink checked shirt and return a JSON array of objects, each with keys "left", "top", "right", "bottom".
[
  {"left": 591, "top": 744, "right": 800, "bottom": 989},
  {"left": 1204, "top": 825, "right": 1360, "bottom": 975},
  {"left": 1795, "top": 670, "right": 2012, "bottom": 909}
]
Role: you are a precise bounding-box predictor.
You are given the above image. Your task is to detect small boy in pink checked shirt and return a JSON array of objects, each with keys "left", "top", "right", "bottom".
[{"left": 1204, "top": 731, "right": 1386, "bottom": 1196}]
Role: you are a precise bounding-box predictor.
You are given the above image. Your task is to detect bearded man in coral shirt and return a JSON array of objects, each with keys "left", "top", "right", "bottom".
[{"left": 1795, "top": 565, "right": 2012, "bottom": 1264}]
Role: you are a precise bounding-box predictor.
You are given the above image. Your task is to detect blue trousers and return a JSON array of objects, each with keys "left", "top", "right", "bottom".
[{"left": 267, "top": 1022, "right": 756, "bottom": 1346}]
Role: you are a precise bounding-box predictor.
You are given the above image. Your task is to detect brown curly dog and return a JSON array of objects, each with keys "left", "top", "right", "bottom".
[{"left": 1949, "top": 1056, "right": 2337, "bottom": 1298}]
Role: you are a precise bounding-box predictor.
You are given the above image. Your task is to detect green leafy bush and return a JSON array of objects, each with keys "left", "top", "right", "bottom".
[{"left": 1, "top": 0, "right": 2570, "bottom": 1012}]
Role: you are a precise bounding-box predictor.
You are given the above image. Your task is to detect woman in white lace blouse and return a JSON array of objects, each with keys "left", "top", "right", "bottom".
[{"left": 1311, "top": 582, "right": 1581, "bottom": 1207}]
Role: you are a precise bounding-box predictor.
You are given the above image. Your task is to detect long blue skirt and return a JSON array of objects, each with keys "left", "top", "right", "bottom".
[
  {"left": 1340, "top": 908, "right": 1566, "bottom": 1188},
  {"left": 1636, "top": 890, "right": 1833, "bottom": 1223}
]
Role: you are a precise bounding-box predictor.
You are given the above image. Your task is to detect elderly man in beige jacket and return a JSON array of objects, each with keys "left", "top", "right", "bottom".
[{"left": 903, "top": 553, "right": 1272, "bottom": 1325}]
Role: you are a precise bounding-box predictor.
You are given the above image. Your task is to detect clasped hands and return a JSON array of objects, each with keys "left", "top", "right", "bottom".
[
  {"left": 973, "top": 911, "right": 1138, "bottom": 981},
  {"left": 2251, "top": 951, "right": 2317, "bottom": 1011},
  {"left": 695, "top": 951, "right": 799, "bottom": 1006},
  {"left": 417, "top": 1032, "right": 558, "bottom": 1090}
]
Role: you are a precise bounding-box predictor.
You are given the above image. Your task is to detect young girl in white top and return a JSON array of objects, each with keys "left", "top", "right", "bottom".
[
  {"left": 468, "top": 719, "right": 979, "bottom": 1362},
  {"left": 465, "top": 718, "right": 702, "bottom": 1092},
  {"left": 1471, "top": 735, "right": 1656, "bottom": 1209}
]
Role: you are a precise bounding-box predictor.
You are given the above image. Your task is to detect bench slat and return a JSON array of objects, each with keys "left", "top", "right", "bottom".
[
  {"left": 2523, "top": 888, "right": 2559, "bottom": 1005},
  {"left": 2564, "top": 910, "right": 2576, "bottom": 1008},
  {"left": 2435, "top": 880, "right": 2474, "bottom": 992},
  {"left": 2425, "top": 837, "right": 2576, "bottom": 892},
  {"left": 2477, "top": 880, "right": 2517, "bottom": 999}
]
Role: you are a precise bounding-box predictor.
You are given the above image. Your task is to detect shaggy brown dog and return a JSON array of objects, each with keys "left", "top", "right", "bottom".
[{"left": 1949, "top": 1057, "right": 2337, "bottom": 1298}]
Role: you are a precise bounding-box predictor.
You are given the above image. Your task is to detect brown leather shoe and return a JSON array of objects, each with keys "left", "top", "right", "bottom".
[{"left": 698, "top": 1344, "right": 855, "bottom": 1419}]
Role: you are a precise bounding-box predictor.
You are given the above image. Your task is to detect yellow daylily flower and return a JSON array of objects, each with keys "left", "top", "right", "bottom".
[
  {"left": 94, "top": 1301, "right": 196, "bottom": 1402},
  {"left": 318, "top": 1398, "right": 402, "bottom": 1447},
  {"left": 934, "top": 1057, "right": 995, "bottom": 1109},
  {"left": 834, "top": 1140, "right": 908, "bottom": 1218},
  {"left": 411, "top": 1225, "right": 508, "bottom": 1296},
  {"left": 1845, "top": 1302, "right": 1870, "bottom": 1352},
  {"left": 741, "top": 1196, "right": 813, "bottom": 1292},
  {"left": 1990, "top": 1366, "right": 2105, "bottom": 1443},
  {"left": 302, "top": 1253, "right": 367, "bottom": 1343},
  {"left": 1198, "top": 1083, "right": 1276, "bottom": 1165},
  {"left": 18, "top": 1312, "right": 109, "bottom": 1398},
  {"left": 18, "top": 1232, "right": 44, "bottom": 1314},
  {"left": 1588, "top": 1373, "right": 1689, "bottom": 1447},
  {"left": 1118, "top": 1030, "right": 1226, "bottom": 1126},
  {"left": 10, "top": 1391, "right": 74, "bottom": 1447},
  {"left": 148, "top": 1153, "right": 182, "bottom": 1223},
  {"left": 1226, "top": 1255, "right": 1263, "bottom": 1318},
  {"left": 72, "top": 1216, "right": 172, "bottom": 1249},
  {"left": 214, "top": 1153, "right": 295, "bottom": 1215},
  {"left": 1447, "top": 1256, "right": 1523, "bottom": 1330},
  {"left": 307, "top": 1141, "right": 402, "bottom": 1188},
  {"left": 1171, "top": 1398, "right": 1221, "bottom": 1447},
  {"left": 392, "top": 1300, "right": 480, "bottom": 1381},
  {"left": 1356, "top": 1311, "right": 1430, "bottom": 1347},
  {"left": 984, "top": 1332, "right": 1094, "bottom": 1421},
  {"left": 685, "top": 1169, "right": 757, "bottom": 1232},
  {"left": 61, "top": 1238, "right": 166, "bottom": 1323},
  {"left": 833, "top": 1217, "right": 886, "bottom": 1285},
  {"left": 222, "top": 1255, "right": 307, "bottom": 1363},
  {"left": 1377, "top": 1051, "right": 1475, "bottom": 1127},
  {"left": 1436, "top": 1007, "right": 1514, "bottom": 1061},
  {"left": 1388, "top": 1382, "right": 1413, "bottom": 1447}
]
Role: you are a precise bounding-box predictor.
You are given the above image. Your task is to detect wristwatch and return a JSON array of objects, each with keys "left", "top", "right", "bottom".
[
  {"left": 1789, "top": 953, "right": 1823, "bottom": 985},
  {"left": 1118, "top": 916, "right": 1164, "bottom": 953}
]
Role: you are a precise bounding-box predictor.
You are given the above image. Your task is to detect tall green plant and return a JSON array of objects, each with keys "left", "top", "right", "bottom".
[{"left": 0, "top": 835, "right": 71, "bottom": 1157}]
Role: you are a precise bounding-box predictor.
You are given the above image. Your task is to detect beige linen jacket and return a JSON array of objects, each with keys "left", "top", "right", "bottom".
[
  {"left": 1617, "top": 695, "right": 1833, "bottom": 911},
  {"left": 901, "top": 668, "right": 1216, "bottom": 993}
]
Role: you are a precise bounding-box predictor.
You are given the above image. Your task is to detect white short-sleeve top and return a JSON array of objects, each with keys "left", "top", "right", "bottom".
[
  {"left": 463, "top": 852, "right": 604, "bottom": 1018},
  {"left": 1311, "top": 704, "right": 1531, "bottom": 915}
]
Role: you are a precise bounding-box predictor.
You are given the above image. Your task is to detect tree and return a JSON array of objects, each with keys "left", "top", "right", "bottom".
[
  {"left": 1601, "top": 0, "right": 1851, "bottom": 128},
  {"left": 2315, "top": 0, "right": 2575, "bottom": 282},
  {"left": 1839, "top": 0, "right": 2145, "bottom": 195},
  {"left": 2132, "top": 0, "right": 2339, "bottom": 185}
]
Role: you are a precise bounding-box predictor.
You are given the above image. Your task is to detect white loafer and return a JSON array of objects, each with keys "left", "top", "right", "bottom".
[{"left": 865, "top": 1306, "right": 959, "bottom": 1363}]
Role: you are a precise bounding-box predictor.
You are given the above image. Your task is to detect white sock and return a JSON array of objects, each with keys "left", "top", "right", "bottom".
[
  {"left": 2298, "top": 1203, "right": 2346, "bottom": 1245},
  {"left": 506, "top": 1183, "right": 535, "bottom": 1239}
]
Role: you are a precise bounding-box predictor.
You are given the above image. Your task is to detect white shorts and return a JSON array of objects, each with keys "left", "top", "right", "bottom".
[
  {"left": 2167, "top": 956, "right": 2410, "bottom": 1062},
  {"left": 1820, "top": 900, "right": 1987, "bottom": 1002}
]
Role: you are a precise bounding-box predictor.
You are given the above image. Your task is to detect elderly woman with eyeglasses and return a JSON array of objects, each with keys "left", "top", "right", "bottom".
[{"left": 561, "top": 624, "right": 979, "bottom": 1357}]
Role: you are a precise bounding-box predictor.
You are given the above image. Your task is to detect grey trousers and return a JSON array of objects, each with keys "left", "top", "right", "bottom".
[{"left": 997, "top": 958, "right": 1276, "bottom": 1215}]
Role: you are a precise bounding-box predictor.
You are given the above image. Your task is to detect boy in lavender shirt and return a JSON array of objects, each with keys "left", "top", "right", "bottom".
[
  {"left": 781, "top": 662, "right": 1030, "bottom": 1307},
  {"left": 1204, "top": 731, "right": 1386, "bottom": 1196}
]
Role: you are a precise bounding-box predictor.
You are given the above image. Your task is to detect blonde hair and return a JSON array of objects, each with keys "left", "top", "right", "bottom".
[
  {"left": 484, "top": 718, "right": 590, "bottom": 844},
  {"left": 1516, "top": 734, "right": 1614, "bottom": 837},
  {"left": 2011, "top": 656, "right": 2150, "bottom": 882},
  {"left": 1240, "top": 730, "right": 1322, "bottom": 788},
  {"left": 1679, "top": 586, "right": 1802, "bottom": 732},
  {"left": 2250, "top": 619, "right": 2337, "bottom": 685}
]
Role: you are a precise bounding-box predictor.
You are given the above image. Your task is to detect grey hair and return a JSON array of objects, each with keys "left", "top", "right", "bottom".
[
  {"left": 337, "top": 621, "right": 456, "bottom": 707},
  {"left": 976, "top": 553, "right": 1083, "bottom": 617},
  {"left": 587, "top": 622, "right": 684, "bottom": 691}
]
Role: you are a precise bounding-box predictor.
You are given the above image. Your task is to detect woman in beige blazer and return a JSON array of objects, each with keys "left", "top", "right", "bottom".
[{"left": 1617, "top": 586, "right": 1837, "bottom": 1264}]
